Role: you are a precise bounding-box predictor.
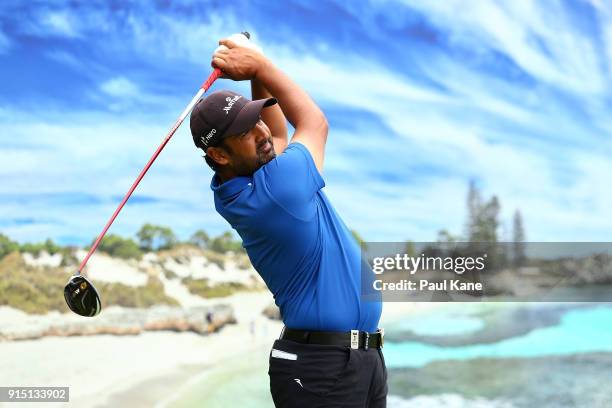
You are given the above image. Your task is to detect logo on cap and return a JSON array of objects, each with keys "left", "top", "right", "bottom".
[
  {"left": 201, "top": 128, "right": 216, "bottom": 147},
  {"left": 223, "top": 95, "right": 242, "bottom": 115}
]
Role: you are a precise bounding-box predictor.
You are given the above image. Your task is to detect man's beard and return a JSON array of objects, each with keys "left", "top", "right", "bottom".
[
  {"left": 234, "top": 139, "right": 276, "bottom": 176},
  {"left": 254, "top": 138, "right": 276, "bottom": 168}
]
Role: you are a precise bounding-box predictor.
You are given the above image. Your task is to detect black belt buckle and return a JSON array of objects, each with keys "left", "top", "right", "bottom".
[{"left": 364, "top": 331, "right": 370, "bottom": 350}]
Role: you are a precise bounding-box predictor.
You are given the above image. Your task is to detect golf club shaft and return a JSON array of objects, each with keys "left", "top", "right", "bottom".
[{"left": 77, "top": 68, "right": 222, "bottom": 273}]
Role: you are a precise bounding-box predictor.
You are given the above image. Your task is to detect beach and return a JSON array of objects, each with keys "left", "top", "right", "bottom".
[
  {"left": 3, "top": 286, "right": 611, "bottom": 408},
  {"left": 0, "top": 291, "right": 281, "bottom": 408},
  {"left": 0, "top": 291, "right": 441, "bottom": 407}
]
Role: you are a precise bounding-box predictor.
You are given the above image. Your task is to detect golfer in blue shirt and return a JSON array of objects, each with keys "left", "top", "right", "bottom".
[{"left": 190, "top": 36, "right": 387, "bottom": 407}]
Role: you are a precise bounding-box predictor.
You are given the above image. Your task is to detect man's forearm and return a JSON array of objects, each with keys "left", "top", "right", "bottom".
[
  {"left": 255, "top": 58, "right": 327, "bottom": 134},
  {"left": 251, "top": 78, "right": 288, "bottom": 151}
]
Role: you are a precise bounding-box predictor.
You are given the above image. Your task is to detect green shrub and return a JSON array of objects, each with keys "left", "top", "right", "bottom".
[
  {"left": 190, "top": 229, "right": 210, "bottom": 249},
  {"left": 160, "top": 265, "right": 178, "bottom": 279},
  {"left": 97, "top": 234, "right": 142, "bottom": 260},
  {"left": 209, "top": 231, "right": 243, "bottom": 254},
  {"left": 0, "top": 252, "right": 178, "bottom": 314},
  {"left": 43, "top": 238, "right": 61, "bottom": 255},
  {"left": 59, "top": 247, "right": 79, "bottom": 267},
  {"left": 202, "top": 249, "right": 226, "bottom": 269},
  {"left": 19, "top": 242, "right": 45, "bottom": 254},
  {"left": 183, "top": 277, "right": 245, "bottom": 298},
  {"left": 99, "top": 276, "right": 179, "bottom": 308},
  {"left": 137, "top": 224, "right": 177, "bottom": 251},
  {"left": 0, "top": 234, "right": 19, "bottom": 260},
  {"left": 0, "top": 252, "right": 69, "bottom": 314},
  {"left": 19, "top": 238, "right": 61, "bottom": 256}
]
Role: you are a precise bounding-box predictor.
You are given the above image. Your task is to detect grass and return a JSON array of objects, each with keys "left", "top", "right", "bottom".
[
  {"left": 0, "top": 252, "right": 178, "bottom": 314},
  {"left": 0, "top": 252, "right": 69, "bottom": 314},
  {"left": 98, "top": 276, "right": 179, "bottom": 308},
  {"left": 0, "top": 241, "right": 257, "bottom": 313},
  {"left": 202, "top": 249, "right": 226, "bottom": 269},
  {"left": 183, "top": 277, "right": 247, "bottom": 298}
]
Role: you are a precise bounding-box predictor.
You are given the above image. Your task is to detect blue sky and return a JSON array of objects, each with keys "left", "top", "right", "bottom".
[{"left": 1, "top": 0, "right": 611, "bottom": 245}]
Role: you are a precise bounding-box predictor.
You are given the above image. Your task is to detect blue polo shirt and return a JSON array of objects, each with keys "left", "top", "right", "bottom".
[{"left": 211, "top": 142, "right": 381, "bottom": 333}]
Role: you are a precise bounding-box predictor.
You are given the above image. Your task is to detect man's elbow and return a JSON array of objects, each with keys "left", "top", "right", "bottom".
[
  {"left": 314, "top": 114, "right": 329, "bottom": 143},
  {"left": 296, "top": 111, "right": 328, "bottom": 143}
]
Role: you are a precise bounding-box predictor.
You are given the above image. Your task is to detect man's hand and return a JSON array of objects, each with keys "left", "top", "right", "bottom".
[{"left": 212, "top": 39, "right": 268, "bottom": 81}]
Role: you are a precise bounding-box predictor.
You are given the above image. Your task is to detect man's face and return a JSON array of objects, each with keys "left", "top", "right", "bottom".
[{"left": 221, "top": 119, "right": 276, "bottom": 176}]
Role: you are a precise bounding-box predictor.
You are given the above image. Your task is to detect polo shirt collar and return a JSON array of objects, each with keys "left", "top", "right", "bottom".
[{"left": 210, "top": 174, "right": 251, "bottom": 199}]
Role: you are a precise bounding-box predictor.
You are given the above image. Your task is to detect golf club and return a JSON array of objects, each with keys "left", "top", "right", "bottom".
[{"left": 63, "top": 33, "right": 253, "bottom": 316}]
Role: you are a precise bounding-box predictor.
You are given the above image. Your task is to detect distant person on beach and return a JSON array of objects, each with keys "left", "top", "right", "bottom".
[{"left": 190, "top": 35, "right": 386, "bottom": 407}]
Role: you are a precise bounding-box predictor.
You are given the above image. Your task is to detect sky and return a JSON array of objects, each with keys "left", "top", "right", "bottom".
[{"left": 1, "top": 0, "right": 611, "bottom": 245}]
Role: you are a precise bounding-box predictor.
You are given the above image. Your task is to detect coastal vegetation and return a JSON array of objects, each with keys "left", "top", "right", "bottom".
[
  {"left": 183, "top": 278, "right": 247, "bottom": 298},
  {"left": 0, "top": 227, "right": 256, "bottom": 314}
]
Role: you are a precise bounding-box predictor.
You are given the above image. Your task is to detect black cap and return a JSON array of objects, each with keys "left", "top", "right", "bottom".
[{"left": 190, "top": 90, "right": 277, "bottom": 151}]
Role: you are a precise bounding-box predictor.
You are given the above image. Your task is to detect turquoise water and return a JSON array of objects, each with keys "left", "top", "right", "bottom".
[
  {"left": 384, "top": 305, "right": 612, "bottom": 368},
  {"left": 390, "top": 313, "right": 485, "bottom": 336}
]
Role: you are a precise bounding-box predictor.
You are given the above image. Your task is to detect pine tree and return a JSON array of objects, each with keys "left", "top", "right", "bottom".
[
  {"left": 512, "top": 210, "right": 526, "bottom": 268},
  {"left": 137, "top": 224, "right": 177, "bottom": 251},
  {"left": 466, "top": 180, "right": 481, "bottom": 242},
  {"left": 481, "top": 195, "right": 500, "bottom": 243},
  {"left": 190, "top": 230, "right": 210, "bottom": 249}
]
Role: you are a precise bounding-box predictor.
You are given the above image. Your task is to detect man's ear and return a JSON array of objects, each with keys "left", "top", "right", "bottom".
[{"left": 206, "top": 146, "right": 230, "bottom": 166}]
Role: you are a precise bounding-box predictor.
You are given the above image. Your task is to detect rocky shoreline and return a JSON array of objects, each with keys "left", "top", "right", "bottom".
[
  {"left": 388, "top": 352, "right": 612, "bottom": 408},
  {"left": 0, "top": 304, "right": 236, "bottom": 341}
]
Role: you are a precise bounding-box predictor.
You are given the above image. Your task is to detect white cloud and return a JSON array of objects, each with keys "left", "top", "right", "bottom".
[
  {"left": 398, "top": 0, "right": 607, "bottom": 96},
  {"left": 100, "top": 77, "right": 140, "bottom": 99},
  {"left": 96, "top": 76, "right": 183, "bottom": 112},
  {"left": 0, "top": 111, "right": 225, "bottom": 243},
  {"left": 32, "top": 10, "right": 82, "bottom": 38},
  {"left": 122, "top": 12, "right": 239, "bottom": 64},
  {"left": 45, "top": 50, "right": 82, "bottom": 69}
]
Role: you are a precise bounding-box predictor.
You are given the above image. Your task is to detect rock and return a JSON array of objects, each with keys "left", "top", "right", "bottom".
[{"left": 0, "top": 304, "right": 236, "bottom": 341}]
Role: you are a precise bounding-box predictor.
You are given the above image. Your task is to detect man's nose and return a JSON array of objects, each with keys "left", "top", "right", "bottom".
[{"left": 254, "top": 123, "right": 267, "bottom": 142}]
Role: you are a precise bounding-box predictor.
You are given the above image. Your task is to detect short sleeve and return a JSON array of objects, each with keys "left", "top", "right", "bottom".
[{"left": 260, "top": 142, "right": 325, "bottom": 219}]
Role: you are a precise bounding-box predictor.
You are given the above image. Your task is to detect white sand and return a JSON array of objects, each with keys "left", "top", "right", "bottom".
[
  {"left": 77, "top": 250, "right": 149, "bottom": 287},
  {"left": 22, "top": 251, "right": 63, "bottom": 268},
  {"left": 0, "top": 291, "right": 282, "bottom": 408},
  {"left": 158, "top": 273, "right": 209, "bottom": 307},
  {"left": 161, "top": 255, "right": 261, "bottom": 286}
]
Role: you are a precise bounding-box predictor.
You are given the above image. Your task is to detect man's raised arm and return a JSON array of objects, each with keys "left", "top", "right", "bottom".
[
  {"left": 213, "top": 39, "right": 328, "bottom": 173},
  {"left": 251, "top": 79, "right": 289, "bottom": 154}
]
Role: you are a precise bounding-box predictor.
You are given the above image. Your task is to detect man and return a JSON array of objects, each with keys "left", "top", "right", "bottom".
[{"left": 189, "top": 37, "right": 386, "bottom": 407}]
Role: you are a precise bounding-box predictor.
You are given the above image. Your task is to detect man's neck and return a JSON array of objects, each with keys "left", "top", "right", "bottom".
[{"left": 216, "top": 169, "right": 237, "bottom": 185}]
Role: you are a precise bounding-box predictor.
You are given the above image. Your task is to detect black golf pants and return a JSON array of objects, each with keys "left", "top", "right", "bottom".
[{"left": 268, "top": 339, "right": 387, "bottom": 407}]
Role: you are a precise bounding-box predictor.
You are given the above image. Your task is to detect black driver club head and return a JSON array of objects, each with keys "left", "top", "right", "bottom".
[{"left": 64, "top": 274, "right": 102, "bottom": 317}]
